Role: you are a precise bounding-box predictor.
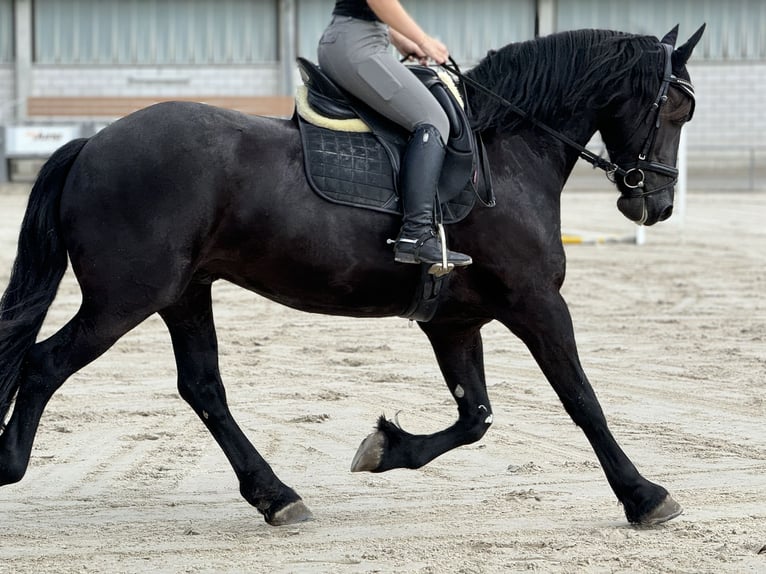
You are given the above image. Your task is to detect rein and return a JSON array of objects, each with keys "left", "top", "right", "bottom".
[
  {"left": 440, "top": 57, "right": 620, "bottom": 177},
  {"left": 439, "top": 46, "right": 695, "bottom": 198}
]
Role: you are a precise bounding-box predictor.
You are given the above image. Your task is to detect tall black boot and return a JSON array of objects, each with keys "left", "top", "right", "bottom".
[{"left": 393, "top": 124, "right": 472, "bottom": 268}]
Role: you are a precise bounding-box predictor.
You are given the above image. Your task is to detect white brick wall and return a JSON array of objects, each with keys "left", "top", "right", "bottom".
[{"left": 685, "top": 61, "right": 766, "bottom": 150}]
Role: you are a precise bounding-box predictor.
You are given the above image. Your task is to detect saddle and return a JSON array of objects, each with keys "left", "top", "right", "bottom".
[{"left": 294, "top": 57, "right": 494, "bottom": 224}]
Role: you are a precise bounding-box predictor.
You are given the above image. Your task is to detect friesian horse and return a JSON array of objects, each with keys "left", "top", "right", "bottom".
[{"left": 0, "top": 25, "right": 705, "bottom": 526}]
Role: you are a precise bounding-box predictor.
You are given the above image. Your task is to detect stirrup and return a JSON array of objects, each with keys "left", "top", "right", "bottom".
[
  {"left": 391, "top": 224, "right": 470, "bottom": 275},
  {"left": 428, "top": 224, "right": 454, "bottom": 277}
]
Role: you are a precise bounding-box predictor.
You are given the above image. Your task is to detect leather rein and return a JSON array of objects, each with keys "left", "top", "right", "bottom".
[{"left": 439, "top": 43, "right": 696, "bottom": 199}]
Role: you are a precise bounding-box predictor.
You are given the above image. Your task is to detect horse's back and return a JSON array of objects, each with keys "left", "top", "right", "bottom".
[
  {"left": 63, "top": 101, "right": 299, "bottom": 232},
  {"left": 57, "top": 101, "right": 414, "bottom": 315},
  {"left": 70, "top": 100, "right": 294, "bottom": 193}
]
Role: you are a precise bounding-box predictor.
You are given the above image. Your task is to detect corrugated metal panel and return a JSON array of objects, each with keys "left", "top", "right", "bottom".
[
  {"left": 296, "top": 0, "right": 334, "bottom": 60},
  {"left": 555, "top": 0, "right": 764, "bottom": 61},
  {"left": 33, "top": 0, "right": 279, "bottom": 65},
  {"left": 407, "top": 0, "right": 536, "bottom": 64},
  {"left": 297, "top": 0, "right": 536, "bottom": 66},
  {"left": 0, "top": 0, "right": 13, "bottom": 64}
]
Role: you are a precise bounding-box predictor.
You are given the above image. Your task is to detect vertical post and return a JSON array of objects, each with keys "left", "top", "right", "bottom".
[
  {"left": 635, "top": 121, "right": 688, "bottom": 245},
  {"left": 749, "top": 147, "right": 755, "bottom": 191},
  {"left": 13, "top": 0, "right": 33, "bottom": 122},
  {"left": 279, "top": 0, "right": 296, "bottom": 97},
  {"left": 0, "top": 127, "right": 7, "bottom": 183},
  {"left": 537, "top": 0, "right": 557, "bottom": 37},
  {"left": 635, "top": 225, "right": 646, "bottom": 246},
  {"left": 676, "top": 128, "right": 687, "bottom": 227}
]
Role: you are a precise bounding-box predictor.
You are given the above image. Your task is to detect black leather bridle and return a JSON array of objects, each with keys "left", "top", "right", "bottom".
[
  {"left": 607, "top": 43, "right": 696, "bottom": 198},
  {"left": 440, "top": 42, "right": 696, "bottom": 199}
]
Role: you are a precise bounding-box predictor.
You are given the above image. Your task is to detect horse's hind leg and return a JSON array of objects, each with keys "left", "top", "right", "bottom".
[
  {"left": 158, "top": 281, "right": 312, "bottom": 526},
  {"left": 352, "top": 319, "right": 494, "bottom": 472},
  {"left": 0, "top": 306, "right": 148, "bottom": 485}
]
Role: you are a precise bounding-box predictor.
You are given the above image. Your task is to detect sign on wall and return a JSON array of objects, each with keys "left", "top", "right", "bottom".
[{"left": 5, "top": 125, "right": 81, "bottom": 157}]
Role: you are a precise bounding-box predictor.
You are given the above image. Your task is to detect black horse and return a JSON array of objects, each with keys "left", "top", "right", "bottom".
[{"left": 0, "top": 25, "right": 704, "bottom": 526}]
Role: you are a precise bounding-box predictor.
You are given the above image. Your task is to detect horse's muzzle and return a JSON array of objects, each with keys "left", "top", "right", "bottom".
[{"left": 617, "top": 187, "right": 674, "bottom": 226}]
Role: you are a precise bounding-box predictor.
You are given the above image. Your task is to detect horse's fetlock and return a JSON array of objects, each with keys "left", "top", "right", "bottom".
[
  {"left": 478, "top": 404, "right": 494, "bottom": 426},
  {"left": 460, "top": 408, "right": 492, "bottom": 444}
]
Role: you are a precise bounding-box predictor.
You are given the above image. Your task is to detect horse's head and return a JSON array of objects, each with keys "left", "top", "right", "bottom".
[{"left": 600, "top": 24, "right": 705, "bottom": 226}]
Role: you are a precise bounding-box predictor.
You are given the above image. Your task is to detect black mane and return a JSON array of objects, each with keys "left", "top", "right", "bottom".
[{"left": 466, "top": 29, "right": 663, "bottom": 133}]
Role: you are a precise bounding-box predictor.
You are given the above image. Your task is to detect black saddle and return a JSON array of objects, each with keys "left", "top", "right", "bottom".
[{"left": 294, "top": 57, "right": 494, "bottom": 224}]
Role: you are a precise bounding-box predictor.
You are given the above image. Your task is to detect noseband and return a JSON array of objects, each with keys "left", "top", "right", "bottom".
[
  {"left": 607, "top": 43, "right": 696, "bottom": 199},
  {"left": 441, "top": 41, "right": 696, "bottom": 200}
]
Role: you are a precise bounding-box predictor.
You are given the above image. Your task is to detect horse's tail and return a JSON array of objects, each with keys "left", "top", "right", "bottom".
[{"left": 0, "top": 137, "right": 89, "bottom": 425}]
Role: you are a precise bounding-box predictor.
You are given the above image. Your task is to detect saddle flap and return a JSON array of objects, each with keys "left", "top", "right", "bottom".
[
  {"left": 297, "top": 57, "right": 357, "bottom": 120},
  {"left": 307, "top": 91, "right": 358, "bottom": 121},
  {"left": 297, "top": 57, "right": 347, "bottom": 102}
]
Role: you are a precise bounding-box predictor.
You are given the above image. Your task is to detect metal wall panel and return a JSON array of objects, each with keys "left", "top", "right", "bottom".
[
  {"left": 33, "top": 0, "right": 279, "bottom": 65},
  {"left": 0, "top": 0, "right": 12, "bottom": 63},
  {"left": 555, "top": 0, "right": 764, "bottom": 61},
  {"left": 297, "top": 0, "right": 536, "bottom": 66},
  {"left": 296, "top": 0, "right": 333, "bottom": 61},
  {"left": 407, "top": 0, "right": 536, "bottom": 64}
]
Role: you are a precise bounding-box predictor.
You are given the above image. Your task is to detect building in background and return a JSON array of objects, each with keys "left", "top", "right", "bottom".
[{"left": 0, "top": 0, "right": 763, "bottom": 188}]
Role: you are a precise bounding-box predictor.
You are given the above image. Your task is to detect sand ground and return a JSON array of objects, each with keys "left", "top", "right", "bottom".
[{"left": 0, "top": 188, "right": 764, "bottom": 573}]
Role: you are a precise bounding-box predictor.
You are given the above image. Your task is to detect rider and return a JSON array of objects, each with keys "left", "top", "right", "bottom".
[{"left": 317, "top": 0, "right": 472, "bottom": 269}]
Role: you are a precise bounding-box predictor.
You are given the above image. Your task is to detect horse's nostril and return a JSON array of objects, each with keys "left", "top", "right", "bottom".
[{"left": 659, "top": 205, "right": 673, "bottom": 221}]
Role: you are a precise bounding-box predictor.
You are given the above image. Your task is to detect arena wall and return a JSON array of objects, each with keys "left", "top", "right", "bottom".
[{"left": 0, "top": 0, "right": 763, "bottom": 188}]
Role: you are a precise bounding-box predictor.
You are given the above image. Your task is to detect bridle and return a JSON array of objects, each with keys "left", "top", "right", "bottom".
[
  {"left": 607, "top": 43, "right": 696, "bottom": 198},
  {"left": 440, "top": 42, "right": 696, "bottom": 199}
]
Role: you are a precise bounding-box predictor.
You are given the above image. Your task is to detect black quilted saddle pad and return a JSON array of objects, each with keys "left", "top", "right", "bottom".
[
  {"left": 302, "top": 123, "right": 400, "bottom": 213},
  {"left": 299, "top": 121, "right": 475, "bottom": 223}
]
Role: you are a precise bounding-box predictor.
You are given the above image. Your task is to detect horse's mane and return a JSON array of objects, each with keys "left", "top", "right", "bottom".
[{"left": 466, "top": 29, "right": 663, "bottom": 133}]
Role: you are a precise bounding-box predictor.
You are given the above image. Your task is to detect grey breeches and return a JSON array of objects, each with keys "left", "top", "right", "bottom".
[{"left": 317, "top": 15, "right": 450, "bottom": 143}]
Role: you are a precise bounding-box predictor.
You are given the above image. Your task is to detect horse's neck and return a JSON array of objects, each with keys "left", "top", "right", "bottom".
[{"left": 484, "top": 112, "right": 598, "bottom": 189}]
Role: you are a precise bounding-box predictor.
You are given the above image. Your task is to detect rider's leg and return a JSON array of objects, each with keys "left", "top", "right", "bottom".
[
  {"left": 318, "top": 17, "right": 472, "bottom": 267},
  {"left": 393, "top": 123, "right": 472, "bottom": 266}
]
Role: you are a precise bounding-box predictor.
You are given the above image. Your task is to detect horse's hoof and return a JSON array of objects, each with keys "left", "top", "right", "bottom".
[
  {"left": 268, "top": 500, "right": 314, "bottom": 526},
  {"left": 350, "top": 430, "right": 386, "bottom": 472},
  {"left": 637, "top": 494, "right": 683, "bottom": 525}
]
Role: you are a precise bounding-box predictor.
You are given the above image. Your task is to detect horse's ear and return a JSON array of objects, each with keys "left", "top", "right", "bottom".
[
  {"left": 660, "top": 24, "right": 679, "bottom": 47},
  {"left": 674, "top": 24, "right": 706, "bottom": 66}
]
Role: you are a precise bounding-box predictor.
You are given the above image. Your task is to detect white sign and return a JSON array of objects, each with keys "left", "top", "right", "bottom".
[{"left": 5, "top": 125, "right": 81, "bottom": 157}]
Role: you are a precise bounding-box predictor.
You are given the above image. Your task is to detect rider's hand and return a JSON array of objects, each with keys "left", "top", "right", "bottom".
[
  {"left": 417, "top": 34, "right": 449, "bottom": 65},
  {"left": 392, "top": 30, "right": 428, "bottom": 65}
]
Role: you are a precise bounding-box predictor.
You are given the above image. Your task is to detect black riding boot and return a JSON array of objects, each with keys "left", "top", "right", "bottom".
[{"left": 393, "top": 124, "right": 472, "bottom": 268}]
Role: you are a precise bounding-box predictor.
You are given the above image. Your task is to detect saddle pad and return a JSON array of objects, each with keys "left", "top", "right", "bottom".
[
  {"left": 295, "top": 85, "right": 370, "bottom": 133},
  {"left": 299, "top": 120, "right": 475, "bottom": 222},
  {"left": 301, "top": 122, "right": 399, "bottom": 212}
]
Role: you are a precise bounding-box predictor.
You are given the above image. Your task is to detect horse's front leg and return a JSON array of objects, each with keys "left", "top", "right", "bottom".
[
  {"left": 352, "top": 320, "right": 494, "bottom": 472},
  {"left": 498, "top": 289, "right": 681, "bottom": 525}
]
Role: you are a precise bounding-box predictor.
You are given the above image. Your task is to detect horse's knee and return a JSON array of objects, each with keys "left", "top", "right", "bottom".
[{"left": 177, "top": 376, "right": 227, "bottom": 415}]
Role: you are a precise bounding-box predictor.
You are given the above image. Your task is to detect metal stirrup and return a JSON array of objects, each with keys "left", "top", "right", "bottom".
[{"left": 429, "top": 224, "right": 455, "bottom": 277}]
